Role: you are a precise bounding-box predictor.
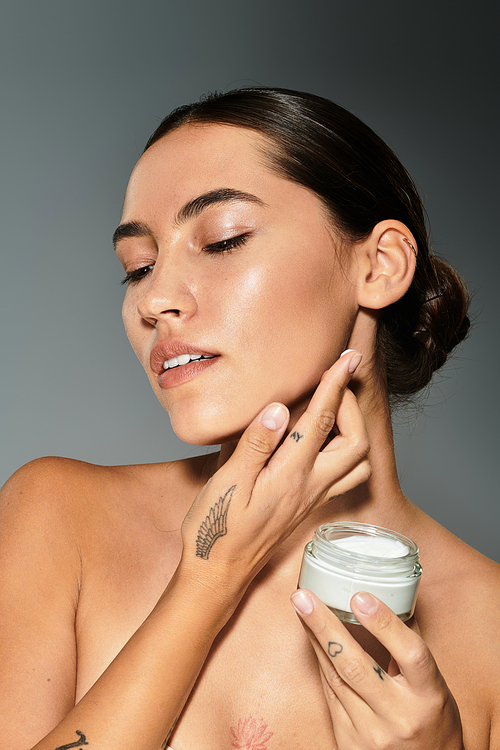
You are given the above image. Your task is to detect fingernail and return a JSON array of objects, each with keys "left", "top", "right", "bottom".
[
  {"left": 340, "top": 349, "right": 362, "bottom": 374},
  {"left": 348, "top": 352, "right": 362, "bottom": 374},
  {"left": 352, "top": 591, "right": 378, "bottom": 615},
  {"left": 291, "top": 590, "right": 314, "bottom": 615},
  {"left": 261, "top": 403, "right": 288, "bottom": 431}
]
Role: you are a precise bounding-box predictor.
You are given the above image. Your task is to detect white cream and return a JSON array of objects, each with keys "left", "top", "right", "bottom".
[
  {"left": 331, "top": 534, "right": 409, "bottom": 558},
  {"left": 298, "top": 522, "right": 422, "bottom": 624}
]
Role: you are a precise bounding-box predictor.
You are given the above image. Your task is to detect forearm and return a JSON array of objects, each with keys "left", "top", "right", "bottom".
[{"left": 32, "top": 568, "right": 237, "bottom": 750}]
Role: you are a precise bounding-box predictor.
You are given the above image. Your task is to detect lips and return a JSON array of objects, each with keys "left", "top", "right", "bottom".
[
  {"left": 150, "top": 340, "right": 220, "bottom": 388},
  {"left": 163, "top": 352, "right": 216, "bottom": 370}
]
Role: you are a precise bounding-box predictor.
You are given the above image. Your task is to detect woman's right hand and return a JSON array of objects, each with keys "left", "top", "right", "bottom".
[
  {"left": 180, "top": 350, "right": 371, "bottom": 593},
  {"left": 0, "top": 350, "right": 368, "bottom": 750}
]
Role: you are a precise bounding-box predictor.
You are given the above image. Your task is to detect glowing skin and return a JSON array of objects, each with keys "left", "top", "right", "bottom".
[{"left": 116, "top": 124, "right": 360, "bottom": 445}]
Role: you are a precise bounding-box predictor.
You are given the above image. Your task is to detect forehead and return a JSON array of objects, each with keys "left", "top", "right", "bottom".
[{"left": 121, "top": 123, "right": 323, "bottom": 223}]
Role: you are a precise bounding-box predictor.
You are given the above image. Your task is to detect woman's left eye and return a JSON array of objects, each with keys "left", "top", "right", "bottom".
[
  {"left": 120, "top": 264, "right": 155, "bottom": 286},
  {"left": 204, "top": 233, "right": 250, "bottom": 255}
]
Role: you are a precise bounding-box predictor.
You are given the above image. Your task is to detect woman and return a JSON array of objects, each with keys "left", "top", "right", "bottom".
[{"left": 1, "top": 88, "right": 498, "bottom": 750}]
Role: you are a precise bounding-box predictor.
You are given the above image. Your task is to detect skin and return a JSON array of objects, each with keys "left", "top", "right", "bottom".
[
  {"left": 0, "top": 123, "right": 499, "bottom": 750},
  {"left": 119, "top": 124, "right": 359, "bottom": 444}
]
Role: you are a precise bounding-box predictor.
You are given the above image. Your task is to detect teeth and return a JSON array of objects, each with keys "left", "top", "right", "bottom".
[{"left": 163, "top": 353, "right": 215, "bottom": 370}]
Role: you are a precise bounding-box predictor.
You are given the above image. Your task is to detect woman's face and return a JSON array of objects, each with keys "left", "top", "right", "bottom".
[{"left": 116, "top": 124, "right": 359, "bottom": 444}]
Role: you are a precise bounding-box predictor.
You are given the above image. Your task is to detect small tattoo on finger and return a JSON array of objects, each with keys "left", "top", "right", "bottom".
[
  {"left": 373, "top": 665, "right": 384, "bottom": 680},
  {"left": 290, "top": 431, "right": 304, "bottom": 443},
  {"left": 54, "top": 731, "right": 88, "bottom": 750},
  {"left": 328, "top": 641, "right": 343, "bottom": 657}
]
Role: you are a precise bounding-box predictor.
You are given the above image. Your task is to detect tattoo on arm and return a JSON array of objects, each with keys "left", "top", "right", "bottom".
[
  {"left": 328, "top": 641, "right": 343, "bottom": 658},
  {"left": 290, "top": 431, "right": 304, "bottom": 443},
  {"left": 54, "top": 731, "right": 89, "bottom": 750},
  {"left": 195, "top": 485, "right": 235, "bottom": 560},
  {"left": 373, "top": 665, "right": 385, "bottom": 680}
]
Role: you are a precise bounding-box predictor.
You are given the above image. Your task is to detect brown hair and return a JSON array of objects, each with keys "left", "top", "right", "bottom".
[{"left": 145, "top": 87, "right": 470, "bottom": 399}]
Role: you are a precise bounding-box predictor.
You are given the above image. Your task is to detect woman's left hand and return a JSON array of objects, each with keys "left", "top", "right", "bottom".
[{"left": 291, "top": 589, "right": 464, "bottom": 750}]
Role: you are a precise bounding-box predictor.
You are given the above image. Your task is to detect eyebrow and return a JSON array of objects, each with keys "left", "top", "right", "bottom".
[{"left": 112, "top": 188, "right": 265, "bottom": 249}]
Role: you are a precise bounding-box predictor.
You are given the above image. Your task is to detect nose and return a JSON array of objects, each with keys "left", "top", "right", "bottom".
[{"left": 136, "top": 256, "right": 198, "bottom": 327}]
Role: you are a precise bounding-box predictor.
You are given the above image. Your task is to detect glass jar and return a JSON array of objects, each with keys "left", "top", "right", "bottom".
[{"left": 298, "top": 522, "right": 422, "bottom": 624}]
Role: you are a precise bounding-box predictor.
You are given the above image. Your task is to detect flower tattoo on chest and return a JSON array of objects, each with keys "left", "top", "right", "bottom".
[{"left": 230, "top": 716, "right": 274, "bottom": 750}]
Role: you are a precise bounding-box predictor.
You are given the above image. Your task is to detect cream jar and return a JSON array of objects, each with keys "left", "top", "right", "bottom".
[{"left": 298, "top": 522, "right": 422, "bottom": 624}]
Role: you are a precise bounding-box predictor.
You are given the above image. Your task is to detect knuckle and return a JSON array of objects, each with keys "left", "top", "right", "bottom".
[
  {"left": 371, "top": 605, "right": 394, "bottom": 634},
  {"left": 341, "top": 656, "right": 367, "bottom": 685},
  {"left": 370, "top": 727, "right": 392, "bottom": 750},
  {"left": 314, "top": 409, "right": 337, "bottom": 438},
  {"left": 349, "top": 432, "right": 370, "bottom": 461},
  {"left": 323, "top": 660, "right": 344, "bottom": 691},
  {"left": 408, "top": 641, "right": 434, "bottom": 674},
  {"left": 357, "top": 459, "right": 372, "bottom": 483},
  {"left": 395, "top": 713, "right": 423, "bottom": 742},
  {"left": 428, "top": 686, "right": 448, "bottom": 715},
  {"left": 243, "top": 430, "right": 275, "bottom": 456}
]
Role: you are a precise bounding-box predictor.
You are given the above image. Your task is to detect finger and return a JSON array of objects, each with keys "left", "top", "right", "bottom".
[
  {"left": 350, "top": 592, "right": 441, "bottom": 690},
  {"left": 272, "top": 351, "right": 362, "bottom": 471},
  {"left": 182, "top": 402, "right": 290, "bottom": 559},
  {"left": 323, "top": 386, "right": 367, "bottom": 455},
  {"left": 305, "top": 618, "right": 365, "bottom": 713},
  {"left": 224, "top": 402, "right": 290, "bottom": 480},
  {"left": 311, "top": 635, "right": 359, "bottom": 739},
  {"left": 306, "top": 626, "right": 377, "bottom": 749},
  {"left": 313, "top": 387, "right": 371, "bottom": 493},
  {"left": 291, "top": 590, "right": 393, "bottom": 714}
]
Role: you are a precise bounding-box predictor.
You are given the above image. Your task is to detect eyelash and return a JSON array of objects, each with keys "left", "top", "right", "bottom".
[
  {"left": 120, "top": 233, "right": 250, "bottom": 286},
  {"left": 204, "top": 232, "right": 250, "bottom": 255},
  {"left": 120, "top": 265, "right": 154, "bottom": 286}
]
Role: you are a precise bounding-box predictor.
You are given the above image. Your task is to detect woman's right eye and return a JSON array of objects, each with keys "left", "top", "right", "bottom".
[{"left": 120, "top": 264, "right": 155, "bottom": 286}]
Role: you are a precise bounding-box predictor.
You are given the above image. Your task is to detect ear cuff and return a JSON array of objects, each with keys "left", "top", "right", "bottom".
[{"left": 403, "top": 237, "right": 417, "bottom": 257}]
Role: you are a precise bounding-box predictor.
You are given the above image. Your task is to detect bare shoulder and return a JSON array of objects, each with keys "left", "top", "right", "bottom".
[
  {"left": 0, "top": 454, "right": 214, "bottom": 746},
  {"left": 0, "top": 459, "right": 99, "bottom": 745},
  {"left": 1, "top": 452, "right": 214, "bottom": 531},
  {"left": 413, "top": 515, "right": 500, "bottom": 747},
  {"left": 0, "top": 453, "right": 214, "bottom": 591},
  {"left": 0, "top": 456, "right": 92, "bottom": 558},
  {"left": 416, "top": 517, "right": 500, "bottom": 621}
]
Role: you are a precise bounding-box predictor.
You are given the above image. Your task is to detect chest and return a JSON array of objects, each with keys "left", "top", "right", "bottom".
[
  {"left": 73, "top": 518, "right": 487, "bottom": 750},
  {"left": 75, "top": 536, "right": 394, "bottom": 750}
]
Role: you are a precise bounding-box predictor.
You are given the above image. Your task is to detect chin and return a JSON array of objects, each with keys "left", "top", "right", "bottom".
[
  {"left": 171, "top": 420, "right": 244, "bottom": 447},
  {"left": 166, "top": 402, "right": 250, "bottom": 447}
]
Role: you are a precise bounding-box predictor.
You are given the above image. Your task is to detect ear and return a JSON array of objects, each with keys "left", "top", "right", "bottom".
[{"left": 355, "top": 220, "right": 417, "bottom": 310}]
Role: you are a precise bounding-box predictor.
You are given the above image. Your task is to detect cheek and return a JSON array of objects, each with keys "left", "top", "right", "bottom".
[
  {"left": 121, "top": 295, "right": 147, "bottom": 365},
  {"left": 215, "top": 266, "right": 271, "bottom": 339}
]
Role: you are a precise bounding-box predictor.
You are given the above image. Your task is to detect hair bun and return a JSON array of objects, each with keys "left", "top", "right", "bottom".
[
  {"left": 378, "top": 255, "right": 471, "bottom": 399},
  {"left": 416, "top": 256, "right": 471, "bottom": 361}
]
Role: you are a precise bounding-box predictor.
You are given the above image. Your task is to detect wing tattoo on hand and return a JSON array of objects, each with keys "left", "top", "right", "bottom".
[{"left": 195, "top": 485, "right": 236, "bottom": 559}]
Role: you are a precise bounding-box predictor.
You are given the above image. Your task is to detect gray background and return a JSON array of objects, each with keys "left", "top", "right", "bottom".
[{"left": 1, "top": 1, "right": 498, "bottom": 561}]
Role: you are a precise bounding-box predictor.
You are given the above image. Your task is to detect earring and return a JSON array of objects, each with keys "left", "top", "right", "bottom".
[{"left": 403, "top": 237, "right": 417, "bottom": 257}]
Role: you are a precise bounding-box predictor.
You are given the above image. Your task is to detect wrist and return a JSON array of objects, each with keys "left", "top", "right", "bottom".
[{"left": 154, "top": 558, "right": 247, "bottom": 635}]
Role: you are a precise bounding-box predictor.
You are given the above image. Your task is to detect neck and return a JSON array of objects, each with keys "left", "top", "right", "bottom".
[{"left": 216, "top": 370, "right": 414, "bottom": 550}]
